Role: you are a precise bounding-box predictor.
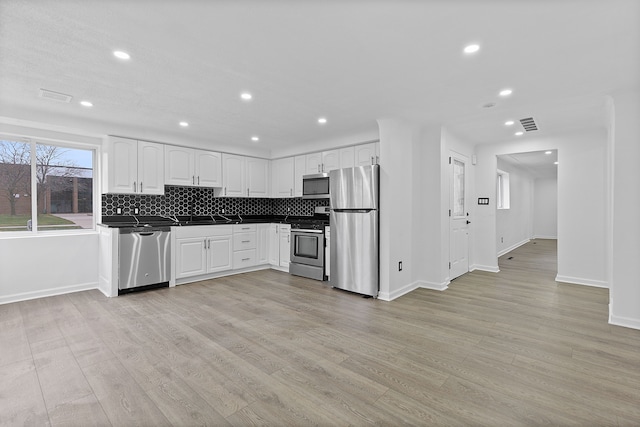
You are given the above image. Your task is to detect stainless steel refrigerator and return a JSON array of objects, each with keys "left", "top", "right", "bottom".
[{"left": 329, "top": 164, "right": 379, "bottom": 297}]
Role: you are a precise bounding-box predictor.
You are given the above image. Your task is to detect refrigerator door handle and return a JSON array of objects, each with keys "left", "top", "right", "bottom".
[{"left": 332, "top": 208, "right": 375, "bottom": 213}]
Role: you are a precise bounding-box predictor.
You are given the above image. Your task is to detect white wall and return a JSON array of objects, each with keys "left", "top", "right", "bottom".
[
  {"left": 533, "top": 177, "right": 558, "bottom": 238},
  {"left": 609, "top": 90, "right": 640, "bottom": 329},
  {"left": 474, "top": 130, "right": 608, "bottom": 288},
  {"left": 0, "top": 120, "right": 102, "bottom": 304},
  {"left": 0, "top": 234, "right": 99, "bottom": 304},
  {"left": 495, "top": 158, "right": 534, "bottom": 256}
]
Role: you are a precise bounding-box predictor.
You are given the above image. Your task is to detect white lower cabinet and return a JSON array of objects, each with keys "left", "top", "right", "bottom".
[
  {"left": 174, "top": 225, "right": 233, "bottom": 280},
  {"left": 257, "top": 223, "right": 270, "bottom": 265},
  {"left": 233, "top": 224, "right": 257, "bottom": 269},
  {"left": 279, "top": 224, "right": 291, "bottom": 269},
  {"left": 268, "top": 223, "right": 291, "bottom": 270}
]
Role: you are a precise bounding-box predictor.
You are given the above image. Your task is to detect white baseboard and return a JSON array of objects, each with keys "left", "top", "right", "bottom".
[
  {"left": 498, "top": 239, "right": 530, "bottom": 257},
  {"left": 378, "top": 281, "right": 420, "bottom": 301},
  {"left": 378, "top": 279, "right": 450, "bottom": 301},
  {"left": 470, "top": 264, "right": 500, "bottom": 273},
  {"left": 609, "top": 313, "right": 640, "bottom": 330},
  {"left": 0, "top": 282, "right": 99, "bottom": 305},
  {"left": 533, "top": 235, "right": 557, "bottom": 240},
  {"left": 555, "top": 275, "right": 608, "bottom": 288}
]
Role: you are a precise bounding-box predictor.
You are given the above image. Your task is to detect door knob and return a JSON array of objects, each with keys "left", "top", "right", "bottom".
[{"left": 466, "top": 220, "right": 471, "bottom": 225}]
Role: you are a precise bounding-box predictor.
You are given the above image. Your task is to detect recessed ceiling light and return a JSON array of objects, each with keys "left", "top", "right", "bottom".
[
  {"left": 515, "top": 131, "right": 524, "bottom": 136},
  {"left": 80, "top": 101, "right": 93, "bottom": 107},
  {"left": 545, "top": 151, "right": 552, "bottom": 155},
  {"left": 240, "top": 92, "right": 252, "bottom": 101},
  {"left": 179, "top": 121, "right": 189, "bottom": 127},
  {"left": 318, "top": 117, "right": 327, "bottom": 124},
  {"left": 499, "top": 89, "right": 513, "bottom": 97},
  {"left": 113, "top": 50, "right": 130, "bottom": 60},
  {"left": 251, "top": 136, "right": 259, "bottom": 142},
  {"left": 504, "top": 120, "right": 514, "bottom": 126},
  {"left": 463, "top": 44, "right": 480, "bottom": 54},
  {"left": 554, "top": 161, "right": 559, "bottom": 165}
]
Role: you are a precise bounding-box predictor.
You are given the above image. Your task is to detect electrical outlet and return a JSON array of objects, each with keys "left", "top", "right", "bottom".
[
  {"left": 116, "top": 207, "right": 122, "bottom": 215},
  {"left": 501, "top": 237, "right": 504, "bottom": 243},
  {"left": 133, "top": 207, "right": 140, "bottom": 215},
  {"left": 398, "top": 261, "right": 403, "bottom": 271},
  {"left": 287, "top": 207, "right": 291, "bottom": 212},
  {"left": 221, "top": 209, "right": 225, "bottom": 214}
]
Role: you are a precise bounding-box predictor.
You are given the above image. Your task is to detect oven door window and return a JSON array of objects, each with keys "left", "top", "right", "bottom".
[{"left": 294, "top": 234, "right": 319, "bottom": 258}]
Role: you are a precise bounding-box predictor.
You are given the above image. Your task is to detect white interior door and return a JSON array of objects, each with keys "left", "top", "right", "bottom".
[{"left": 450, "top": 153, "right": 469, "bottom": 280}]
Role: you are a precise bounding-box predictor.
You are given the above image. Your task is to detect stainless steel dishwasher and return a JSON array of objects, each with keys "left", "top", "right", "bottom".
[{"left": 119, "top": 226, "right": 171, "bottom": 294}]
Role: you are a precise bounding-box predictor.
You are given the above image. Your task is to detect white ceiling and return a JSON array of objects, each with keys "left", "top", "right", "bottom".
[
  {"left": 0, "top": 1, "right": 638, "bottom": 157},
  {"left": 498, "top": 150, "right": 558, "bottom": 179}
]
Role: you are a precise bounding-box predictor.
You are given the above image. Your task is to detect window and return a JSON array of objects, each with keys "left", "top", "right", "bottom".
[
  {"left": 452, "top": 158, "right": 465, "bottom": 217},
  {"left": 497, "top": 169, "right": 510, "bottom": 209},
  {"left": 0, "top": 137, "right": 95, "bottom": 233}
]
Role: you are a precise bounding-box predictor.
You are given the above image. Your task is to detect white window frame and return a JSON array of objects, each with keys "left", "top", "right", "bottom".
[
  {"left": 497, "top": 169, "right": 510, "bottom": 210},
  {"left": 0, "top": 133, "right": 100, "bottom": 237}
]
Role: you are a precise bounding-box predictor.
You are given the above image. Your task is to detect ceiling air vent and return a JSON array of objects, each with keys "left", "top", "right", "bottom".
[
  {"left": 39, "top": 89, "right": 72, "bottom": 103},
  {"left": 520, "top": 117, "right": 538, "bottom": 132}
]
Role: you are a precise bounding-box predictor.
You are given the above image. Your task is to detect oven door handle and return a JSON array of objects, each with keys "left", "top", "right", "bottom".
[{"left": 292, "top": 229, "right": 324, "bottom": 234}]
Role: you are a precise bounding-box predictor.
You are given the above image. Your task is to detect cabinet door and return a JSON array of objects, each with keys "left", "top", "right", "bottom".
[
  {"left": 208, "top": 235, "right": 233, "bottom": 272},
  {"left": 279, "top": 230, "right": 291, "bottom": 269},
  {"left": 340, "top": 146, "right": 355, "bottom": 169},
  {"left": 272, "top": 157, "right": 294, "bottom": 198},
  {"left": 256, "top": 224, "right": 269, "bottom": 265},
  {"left": 354, "top": 143, "right": 378, "bottom": 166},
  {"left": 108, "top": 136, "right": 138, "bottom": 194},
  {"left": 247, "top": 157, "right": 270, "bottom": 197},
  {"left": 293, "top": 155, "right": 306, "bottom": 197},
  {"left": 165, "top": 146, "right": 195, "bottom": 186},
  {"left": 322, "top": 149, "right": 341, "bottom": 172},
  {"left": 175, "top": 237, "right": 207, "bottom": 279},
  {"left": 138, "top": 141, "right": 165, "bottom": 194},
  {"left": 306, "top": 152, "right": 322, "bottom": 174},
  {"left": 222, "top": 154, "right": 246, "bottom": 197},
  {"left": 195, "top": 150, "right": 222, "bottom": 187},
  {"left": 268, "top": 224, "right": 279, "bottom": 266}
]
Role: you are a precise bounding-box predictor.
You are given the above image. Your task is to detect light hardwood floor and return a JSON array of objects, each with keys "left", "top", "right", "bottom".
[{"left": 2, "top": 239, "right": 639, "bottom": 426}]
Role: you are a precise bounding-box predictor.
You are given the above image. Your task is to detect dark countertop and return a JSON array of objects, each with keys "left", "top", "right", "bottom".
[{"left": 99, "top": 214, "right": 309, "bottom": 228}]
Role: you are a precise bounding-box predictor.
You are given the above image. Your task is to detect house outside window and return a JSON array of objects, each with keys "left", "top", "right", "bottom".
[{"left": 0, "top": 137, "right": 95, "bottom": 233}]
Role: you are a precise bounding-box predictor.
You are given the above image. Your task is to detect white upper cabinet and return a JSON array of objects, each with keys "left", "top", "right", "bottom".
[
  {"left": 340, "top": 146, "right": 355, "bottom": 169},
  {"left": 321, "top": 149, "right": 341, "bottom": 172},
  {"left": 247, "top": 157, "right": 270, "bottom": 197},
  {"left": 222, "top": 154, "right": 246, "bottom": 197},
  {"left": 195, "top": 149, "right": 222, "bottom": 187},
  {"left": 272, "top": 157, "right": 295, "bottom": 198},
  {"left": 294, "top": 155, "right": 306, "bottom": 197},
  {"left": 106, "top": 136, "right": 164, "bottom": 194},
  {"left": 305, "top": 152, "right": 323, "bottom": 174},
  {"left": 165, "top": 145, "right": 221, "bottom": 187},
  {"left": 222, "top": 154, "right": 270, "bottom": 197},
  {"left": 354, "top": 142, "right": 379, "bottom": 166}
]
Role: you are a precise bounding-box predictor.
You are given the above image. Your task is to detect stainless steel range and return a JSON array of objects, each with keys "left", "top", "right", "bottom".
[{"left": 289, "top": 207, "right": 330, "bottom": 281}]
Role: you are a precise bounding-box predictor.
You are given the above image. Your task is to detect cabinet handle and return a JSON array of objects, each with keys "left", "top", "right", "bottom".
[
  {"left": 322, "top": 164, "right": 325, "bottom": 172},
  {"left": 247, "top": 188, "right": 249, "bottom": 197},
  {"left": 376, "top": 155, "right": 379, "bottom": 164},
  {"left": 140, "top": 182, "right": 143, "bottom": 193},
  {"left": 317, "top": 164, "right": 320, "bottom": 173},
  {"left": 133, "top": 181, "right": 137, "bottom": 192},
  {"left": 287, "top": 235, "right": 290, "bottom": 243},
  {"left": 241, "top": 258, "right": 250, "bottom": 261},
  {"left": 224, "top": 187, "right": 227, "bottom": 196},
  {"left": 290, "top": 188, "right": 292, "bottom": 197},
  {"left": 204, "top": 239, "right": 207, "bottom": 250},
  {"left": 198, "top": 176, "right": 200, "bottom": 185},
  {"left": 241, "top": 240, "right": 250, "bottom": 243},
  {"left": 192, "top": 176, "right": 195, "bottom": 185},
  {"left": 208, "top": 239, "right": 211, "bottom": 249},
  {"left": 371, "top": 156, "right": 374, "bottom": 165}
]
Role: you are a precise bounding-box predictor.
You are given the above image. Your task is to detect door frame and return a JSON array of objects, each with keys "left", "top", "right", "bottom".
[{"left": 449, "top": 151, "right": 470, "bottom": 280}]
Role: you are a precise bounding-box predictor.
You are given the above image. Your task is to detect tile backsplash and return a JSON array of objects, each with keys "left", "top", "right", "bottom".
[{"left": 102, "top": 186, "right": 329, "bottom": 217}]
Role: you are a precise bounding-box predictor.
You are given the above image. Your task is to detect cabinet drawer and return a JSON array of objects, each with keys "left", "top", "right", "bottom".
[
  {"left": 233, "top": 249, "right": 256, "bottom": 269},
  {"left": 233, "top": 232, "right": 256, "bottom": 250},
  {"left": 233, "top": 224, "right": 256, "bottom": 233}
]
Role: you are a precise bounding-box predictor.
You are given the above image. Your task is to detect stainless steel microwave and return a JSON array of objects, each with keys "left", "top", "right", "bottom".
[{"left": 302, "top": 173, "right": 330, "bottom": 199}]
